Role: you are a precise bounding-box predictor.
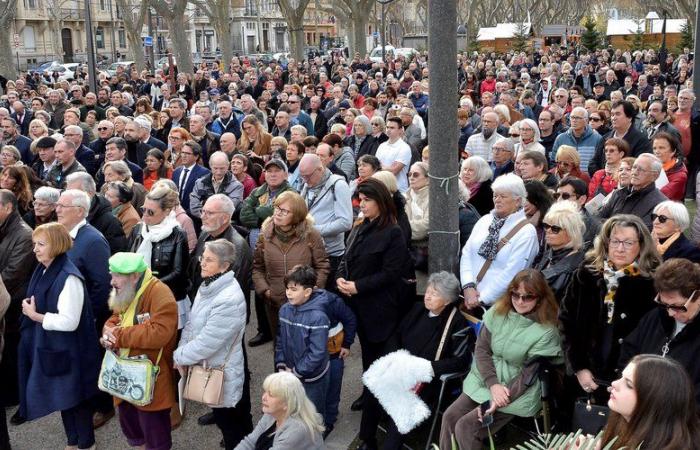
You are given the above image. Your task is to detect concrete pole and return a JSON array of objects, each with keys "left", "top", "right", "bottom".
[
  {"left": 693, "top": 0, "right": 700, "bottom": 106},
  {"left": 84, "top": 0, "right": 98, "bottom": 93},
  {"left": 428, "top": 0, "right": 459, "bottom": 274}
]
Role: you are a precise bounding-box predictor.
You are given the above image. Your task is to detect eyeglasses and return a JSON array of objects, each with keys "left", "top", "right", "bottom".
[
  {"left": 169, "top": 135, "right": 182, "bottom": 140},
  {"left": 201, "top": 209, "right": 224, "bottom": 216},
  {"left": 55, "top": 204, "right": 82, "bottom": 210},
  {"left": 408, "top": 171, "right": 423, "bottom": 178},
  {"left": 631, "top": 165, "right": 654, "bottom": 173},
  {"left": 141, "top": 206, "right": 158, "bottom": 217},
  {"left": 609, "top": 239, "right": 639, "bottom": 250},
  {"left": 180, "top": 152, "right": 195, "bottom": 157},
  {"left": 654, "top": 291, "right": 697, "bottom": 313},
  {"left": 287, "top": 100, "right": 299, "bottom": 104},
  {"left": 570, "top": 116, "right": 586, "bottom": 120},
  {"left": 651, "top": 213, "right": 673, "bottom": 223},
  {"left": 553, "top": 191, "right": 576, "bottom": 201},
  {"left": 542, "top": 222, "right": 563, "bottom": 234},
  {"left": 511, "top": 291, "right": 538, "bottom": 302},
  {"left": 273, "top": 205, "right": 291, "bottom": 217}
]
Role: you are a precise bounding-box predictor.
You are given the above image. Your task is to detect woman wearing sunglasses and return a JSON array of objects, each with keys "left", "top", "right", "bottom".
[
  {"left": 619, "top": 259, "right": 700, "bottom": 408},
  {"left": 534, "top": 201, "right": 585, "bottom": 302},
  {"left": 651, "top": 201, "right": 700, "bottom": 263},
  {"left": 440, "top": 269, "right": 562, "bottom": 450},
  {"left": 560, "top": 215, "right": 660, "bottom": 402}
]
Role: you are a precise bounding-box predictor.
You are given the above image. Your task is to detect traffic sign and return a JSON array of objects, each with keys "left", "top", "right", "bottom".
[{"left": 143, "top": 36, "right": 153, "bottom": 47}]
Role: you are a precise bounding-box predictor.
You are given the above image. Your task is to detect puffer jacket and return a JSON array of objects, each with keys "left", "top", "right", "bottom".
[
  {"left": 189, "top": 171, "right": 244, "bottom": 218},
  {"left": 274, "top": 290, "right": 330, "bottom": 382},
  {"left": 128, "top": 224, "right": 190, "bottom": 300},
  {"left": 175, "top": 271, "right": 246, "bottom": 408},
  {"left": 252, "top": 219, "right": 330, "bottom": 307}
]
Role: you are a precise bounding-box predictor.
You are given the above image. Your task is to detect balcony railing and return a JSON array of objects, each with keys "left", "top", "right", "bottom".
[{"left": 61, "top": 8, "right": 85, "bottom": 20}]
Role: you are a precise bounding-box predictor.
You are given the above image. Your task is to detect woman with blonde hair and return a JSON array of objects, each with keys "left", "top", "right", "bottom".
[
  {"left": 252, "top": 191, "right": 330, "bottom": 339},
  {"left": 28, "top": 119, "right": 49, "bottom": 141},
  {"left": 237, "top": 115, "right": 273, "bottom": 159},
  {"left": 234, "top": 372, "right": 324, "bottom": 450},
  {"left": 269, "top": 136, "right": 288, "bottom": 161},
  {"left": 550, "top": 145, "right": 590, "bottom": 183}
]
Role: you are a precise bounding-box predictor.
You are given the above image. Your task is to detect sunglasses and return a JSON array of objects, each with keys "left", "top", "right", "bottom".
[
  {"left": 511, "top": 291, "right": 538, "bottom": 302},
  {"left": 408, "top": 172, "right": 423, "bottom": 178},
  {"left": 654, "top": 290, "right": 697, "bottom": 313},
  {"left": 553, "top": 192, "right": 576, "bottom": 201},
  {"left": 651, "top": 213, "right": 672, "bottom": 223},
  {"left": 141, "top": 207, "right": 157, "bottom": 217},
  {"left": 542, "top": 222, "right": 563, "bottom": 234},
  {"left": 509, "top": 133, "right": 520, "bottom": 138},
  {"left": 589, "top": 117, "right": 602, "bottom": 122},
  {"left": 97, "top": 127, "right": 110, "bottom": 131}
]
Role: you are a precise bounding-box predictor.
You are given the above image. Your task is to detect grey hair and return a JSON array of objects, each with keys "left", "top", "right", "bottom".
[
  {"left": 426, "top": 271, "right": 461, "bottom": 304},
  {"left": 637, "top": 153, "right": 662, "bottom": 173},
  {"left": 571, "top": 106, "right": 589, "bottom": 120},
  {"left": 169, "top": 98, "right": 187, "bottom": 109},
  {"left": 104, "top": 160, "right": 132, "bottom": 180},
  {"left": 207, "top": 194, "right": 235, "bottom": 217},
  {"left": 65, "top": 171, "right": 97, "bottom": 194},
  {"left": 152, "top": 178, "right": 179, "bottom": 194},
  {"left": 517, "top": 118, "right": 541, "bottom": 142},
  {"left": 290, "top": 124, "right": 307, "bottom": 137},
  {"left": 653, "top": 200, "right": 690, "bottom": 231},
  {"left": 460, "top": 156, "right": 493, "bottom": 183},
  {"left": 491, "top": 173, "right": 527, "bottom": 207},
  {"left": 64, "top": 124, "right": 83, "bottom": 136},
  {"left": 61, "top": 189, "right": 90, "bottom": 217},
  {"left": 1, "top": 145, "right": 21, "bottom": 162},
  {"left": 34, "top": 186, "right": 61, "bottom": 204},
  {"left": 203, "top": 238, "right": 236, "bottom": 270},
  {"left": 543, "top": 200, "right": 585, "bottom": 251},
  {"left": 134, "top": 116, "right": 152, "bottom": 133}
]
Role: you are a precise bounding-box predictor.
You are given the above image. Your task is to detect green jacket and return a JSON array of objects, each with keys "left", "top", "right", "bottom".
[
  {"left": 239, "top": 181, "right": 295, "bottom": 229},
  {"left": 462, "top": 308, "right": 562, "bottom": 417}
]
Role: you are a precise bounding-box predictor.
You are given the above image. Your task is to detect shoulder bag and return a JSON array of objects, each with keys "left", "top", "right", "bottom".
[{"left": 475, "top": 219, "right": 530, "bottom": 283}]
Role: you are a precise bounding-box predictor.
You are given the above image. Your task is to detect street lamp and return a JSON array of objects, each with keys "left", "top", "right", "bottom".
[{"left": 376, "top": 0, "right": 396, "bottom": 63}]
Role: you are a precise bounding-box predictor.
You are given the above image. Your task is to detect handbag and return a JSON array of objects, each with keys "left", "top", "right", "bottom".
[
  {"left": 572, "top": 395, "right": 610, "bottom": 435},
  {"left": 475, "top": 219, "right": 530, "bottom": 283},
  {"left": 183, "top": 341, "right": 236, "bottom": 407},
  {"left": 98, "top": 349, "right": 162, "bottom": 407}
]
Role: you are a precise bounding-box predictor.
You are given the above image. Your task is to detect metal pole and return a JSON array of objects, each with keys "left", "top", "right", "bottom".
[
  {"left": 147, "top": 8, "right": 155, "bottom": 69},
  {"left": 108, "top": 0, "right": 117, "bottom": 61},
  {"left": 693, "top": 0, "right": 700, "bottom": 106},
  {"left": 428, "top": 0, "right": 459, "bottom": 274},
  {"left": 381, "top": 2, "right": 385, "bottom": 62},
  {"left": 84, "top": 0, "right": 98, "bottom": 93}
]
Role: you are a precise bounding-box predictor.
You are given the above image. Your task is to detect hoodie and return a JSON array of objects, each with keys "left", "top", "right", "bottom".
[{"left": 275, "top": 290, "right": 330, "bottom": 382}]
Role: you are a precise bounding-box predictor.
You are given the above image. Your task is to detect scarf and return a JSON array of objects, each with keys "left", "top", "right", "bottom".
[
  {"left": 274, "top": 225, "right": 298, "bottom": 244},
  {"left": 478, "top": 214, "right": 508, "bottom": 261},
  {"left": 202, "top": 270, "right": 230, "bottom": 287},
  {"left": 467, "top": 182, "right": 482, "bottom": 199},
  {"left": 119, "top": 269, "right": 155, "bottom": 357},
  {"left": 136, "top": 211, "right": 180, "bottom": 272},
  {"left": 602, "top": 260, "right": 641, "bottom": 324},
  {"left": 662, "top": 159, "right": 677, "bottom": 172},
  {"left": 657, "top": 232, "right": 681, "bottom": 256}
]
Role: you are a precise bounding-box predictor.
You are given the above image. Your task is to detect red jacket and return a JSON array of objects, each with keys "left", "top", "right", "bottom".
[
  {"left": 589, "top": 169, "right": 618, "bottom": 198},
  {"left": 661, "top": 161, "right": 688, "bottom": 201}
]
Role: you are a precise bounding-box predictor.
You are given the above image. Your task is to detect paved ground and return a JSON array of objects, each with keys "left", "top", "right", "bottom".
[{"left": 7, "top": 304, "right": 364, "bottom": 450}]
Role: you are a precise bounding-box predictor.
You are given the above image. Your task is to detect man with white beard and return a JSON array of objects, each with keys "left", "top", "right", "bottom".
[{"left": 101, "top": 252, "right": 178, "bottom": 448}]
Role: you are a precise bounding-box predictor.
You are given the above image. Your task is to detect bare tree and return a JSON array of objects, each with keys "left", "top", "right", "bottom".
[
  {"left": 318, "top": 0, "right": 354, "bottom": 52},
  {"left": 277, "top": 0, "right": 311, "bottom": 61},
  {"left": 0, "top": 0, "right": 16, "bottom": 79},
  {"left": 192, "top": 0, "right": 233, "bottom": 70},
  {"left": 339, "top": 0, "right": 374, "bottom": 56},
  {"left": 150, "top": 0, "right": 193, "bottom": 73},
  {"left": 115, "top": 0, "right": 149, "bottom": 71}
]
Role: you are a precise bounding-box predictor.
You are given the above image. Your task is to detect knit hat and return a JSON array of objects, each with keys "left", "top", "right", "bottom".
[
  {"left": 35, "top": 136, "right": 57, "bottom": 149},
  {"left": 109, "top": 252, "right": 148, "bottom": 274}
]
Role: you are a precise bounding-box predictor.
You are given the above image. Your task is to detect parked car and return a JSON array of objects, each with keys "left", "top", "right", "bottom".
[{"left": 106, "top": 61, "right": 135, "bottom": 76}]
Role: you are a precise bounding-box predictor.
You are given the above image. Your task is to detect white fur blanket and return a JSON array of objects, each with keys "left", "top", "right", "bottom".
[{"left": 362, "top": 349, "right": 435, "bottom": 434}]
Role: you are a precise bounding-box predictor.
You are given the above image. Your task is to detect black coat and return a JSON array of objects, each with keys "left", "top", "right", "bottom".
[
  {"left": 88, "top": 196, "right": 128, "bottom": 254},
  {"left": 128, "top": 223, "right": 190, "bottom": 300},
  {"left": 660, "top": 233, "right": 700, "bottom": 263},
  {"left": 467, "top": 179, "right": 494, "bottom": 216},
  {"left": 619, "top": 307, "right": 700, "bottom": 406},
  {"left": 589, "top": 127, "right": 652, "bottom": 175},
  {"left": 535, "top": 247, "right": 584, "bottom": 302},
  {"left": 597, "top": 183, "right": 668, "bottom": 230},
  {"left": 337, "top": 220, "right": 410, "bottom": 343},
  {"left": 559, "top": 265, "right": 656, "bottom": 381}
]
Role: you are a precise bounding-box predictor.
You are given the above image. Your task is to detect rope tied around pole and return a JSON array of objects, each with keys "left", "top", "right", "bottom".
[{"left": 427, "top": 171, "right": 460, "bottom": 196}]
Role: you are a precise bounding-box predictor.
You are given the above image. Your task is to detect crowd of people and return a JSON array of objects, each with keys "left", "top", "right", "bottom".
[{"left": 0, "top": 42, "right": 700, "bottom": 450}]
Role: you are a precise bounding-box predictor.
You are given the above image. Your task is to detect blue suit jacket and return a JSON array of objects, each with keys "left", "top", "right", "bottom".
[
  {"left": 172, "top": 164, "right": 210, "bottom": 213},
  {"left": 12, "top": 135, "right": 33, "bottom": 165},
  {"left": 67, "top": 223, "right": 111, "bottom": 320}
]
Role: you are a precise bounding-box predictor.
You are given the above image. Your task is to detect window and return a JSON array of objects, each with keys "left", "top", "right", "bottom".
[
  {"left": 99, "top": 0, "right": 106, "bottom": 10},
  {"left": 95, "top": 27, "right": 105, "bottom": 49},
  {"left": 23, "top": 26, "right": 36, "bottom": 51},
  {"left": 118, "top": 28, "right": 126, "bottom": 48},
  {"left": 24, "top": 0, "right": 38, "bottom": 9}
]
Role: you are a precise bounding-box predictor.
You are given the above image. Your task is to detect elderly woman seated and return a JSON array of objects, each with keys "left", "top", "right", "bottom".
[
  {"left": 359, "top": 271, "right": 469, "bottom": 450},
  {"left": 24, "top": 186, "right": 60, "bottom": 228},
  {"left": 652, "top": 200, "right": 700, "bottom": 263},
  {"left": 440, "top": 269, "right": 562, "bottom": 450},
  {"left": 460, "top": 156, "right": 494, "bottom": 216},
  {"left": 534, "top": 201, "right": 586, "bottom": 301},
  {"left": 460, "top": 173, "right": 539, "bottom": 309}
]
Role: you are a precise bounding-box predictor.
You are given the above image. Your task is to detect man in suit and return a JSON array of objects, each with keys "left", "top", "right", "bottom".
[
  {"left": 172, "top": 140, "right": 210, "bottom": 217},
  {"left": 63, "top": 124, "right": 98, "bottom": 176},
  {"left": 134, "top": 116, "right": 167, "bottom": 152},
  {"left": 95, "top": 137, "right": 143, "bottom": 190},
  {"left": 9, "top": 101, "right": 31, "bottom": 137},
  {"left": 1, "top": 118, "right": 32, "bottom": 164}
]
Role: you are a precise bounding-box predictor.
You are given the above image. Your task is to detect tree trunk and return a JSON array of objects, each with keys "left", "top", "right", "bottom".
[
  {"left": 289, "top": 23, "right": 305, "bottom": 61},
  {"left": 214, "top": 20, "right": 233, "bottom": 73},
  {"left": 169, "top": 13, "right": 193, "bottom": 74},
  {"left": 0, "top": 0, "right": 17, "bottom": 79},
  {"left": 352, "top": 12, "right": 367, "bottom": 56},
  {"left": 127, "top": 33, "right": 147, "bottom": 72},
  {"left": 115, "top": 0, "right": 148, "bottom": 72}
]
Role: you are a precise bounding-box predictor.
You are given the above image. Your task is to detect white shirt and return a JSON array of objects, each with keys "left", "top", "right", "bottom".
[
  {"left": 375, "top": 138, "right": 412, "bottom": 193},
  {"left": 42, "top": 274, "right": 84, "bottom": 332},
  {"left": 465, "top": 132, "right": 506, "bottom": 162},
  {"left": 68, "top": 219, "right": 88, "bottom": 239}
]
